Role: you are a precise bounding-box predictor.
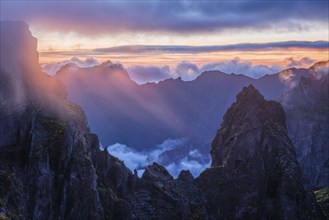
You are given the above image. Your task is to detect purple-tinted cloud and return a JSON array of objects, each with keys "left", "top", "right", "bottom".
[
  {"left": 43, "top": 56, "right": 322, "bottom": 84},
  {"left": 1, "top": 1, "right": 328, "bottom": 35},
  {"left": 201, "top": 58, "right": 282, "bottom": 79},
  {"left": 94, "top": 41, "right": 329, "bottom": 54},
  {"left": 285, "top": 57, "right": 316, "bottom": 68},
  {"left": 127, "top": 65, "right": 171, "bottom": 84},
  {"left": 41, "top": 57, "right": 99, "bottom": 76},
  {"left": 123, "top": 59, "right": 283, "bottom": 83},
  {"left": 174, "top": 61, "right": 199, "bottom": 80},
  {"left": 39, "top": 41, "right": 329, "bottom": 59}
]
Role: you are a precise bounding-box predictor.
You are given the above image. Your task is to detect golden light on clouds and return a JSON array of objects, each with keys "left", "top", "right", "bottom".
[
  {"left": 32, "top": 25, "right": 328, "bottom": 52},
  {"left": 39, "top": 48, "right": 328, "bottom": 69},
  {"left": 30, "top": 22, "right": 328, "bottom": 69}
]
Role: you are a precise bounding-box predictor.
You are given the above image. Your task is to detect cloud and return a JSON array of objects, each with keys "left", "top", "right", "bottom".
[
  {"left": 123, "top": 58, "right": 283, "bottom": 83},
  {"left": 105, "top": 138, "right": 210, "bottom": 178},
  {"left": 41, "top": 57, "right": 99, "bottom": 76},
  {"left": 106, "top": 138, "right": 185, "bottom": 171},
  {"left": 107, "top": 143, "right": 149, "bottom": 171},
  {"left": 126, "top": 57, "right": 324, "bottom": 83},
  {"left": 285, "top": 57, "right": 316, "bottom": 68},
  {"left": 201, "top": 58, "right": 282, "bottom": 78},
  {"left": 94, "top": 41, "right": 329, "bottom": 54},
  {"left": 278, "top": 69, "right": 299, "bottom": 89},
  {"left": 1, "top": 1, "right": 328, "bottom": 35},
  {"left": 126, "top": 65, "right": 171, "bottom": 84},
  {"left": 165, "top": 156, "right": 211, "bottom": 178},
  {"left": 174, "top": 61, "right": 199, "bottom": 80},
  {"left": 43, "top": 56, "right": 322, "bottom": 84}
]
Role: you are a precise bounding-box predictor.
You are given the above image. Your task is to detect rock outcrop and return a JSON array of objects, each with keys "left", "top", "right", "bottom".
[
  {"left": 312, "top": 187, "right": 329, "bottom": 219},
  {"left": 128, "top": 162, "right": 206, "bottom": 220},
  {"left": 198, "top": 85, "right": 325, "bottom": 219}
]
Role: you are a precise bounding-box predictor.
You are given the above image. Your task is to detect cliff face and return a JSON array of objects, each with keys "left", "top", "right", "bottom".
[
  {"left": 0, "top": 21, "right": 134, "bottom": 220},
  {"left": 199, "top": 85, "right": 324, "bottom": 219},
  {"left": 282, "top": 73, "right": 329, "bottom": 189},
  {"left": 0, "top": 21, "right": 206, "bottom": 220}
]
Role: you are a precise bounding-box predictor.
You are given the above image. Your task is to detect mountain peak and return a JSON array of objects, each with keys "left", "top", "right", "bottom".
[
  {"left": 141, "top": 162, "right": 173, "bottom": 183},
  {"left": 211, "top": 85, "right": 286, "bottom": 167},
  {"left": 236, "top": 84, "right": 264, "bottom": 103},
  {"left": 177, "top": 170, "right": 194, "bottom": 181},
  {"left": 309, "top": 60, "right": 329, "bottom": 77},
  {"left": 202, "top": 87, "right": 324, "bottom": 219}
]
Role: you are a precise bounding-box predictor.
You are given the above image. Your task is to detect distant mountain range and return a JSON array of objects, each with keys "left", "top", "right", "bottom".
[
  {"left": 56, "top": 57, "right": 329, "bottom": 189},
  {"left": 56, "top": 60, "right": 323, "bottom": 149}
]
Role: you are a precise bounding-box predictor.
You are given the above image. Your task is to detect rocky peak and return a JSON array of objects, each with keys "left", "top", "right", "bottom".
[
  {"left": 203, "top": 85, "right": 325, "bottom": 219},
  {"left": 177, "top": 170, "right": 194, "bottom": 182},
  {"left": 211, "top": 84, "right": 286, "bottom": 167},
  {"left": 308, "top": 60, "right": 329, "bottom": 77},
  {"left": 141, "top": 162, "right": 173, "bottom": 183},
  {"left": 236, "top": 84, "right": 264, "bottom": 103}
]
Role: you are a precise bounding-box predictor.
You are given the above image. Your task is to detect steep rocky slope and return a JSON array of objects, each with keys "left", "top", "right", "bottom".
[
  {"left": 282, "top": 74, "right": 329, "bottom": 189},
  {"left": 0, "top": 20, "right": 131, "bottom": 219},
  {"left": 198, "top": 85, "right": 324, "bottom": 219}
]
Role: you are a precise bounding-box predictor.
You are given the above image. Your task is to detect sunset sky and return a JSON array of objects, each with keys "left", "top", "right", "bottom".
[{"left": 1, "top": 0, "right": 328, "bottom": 78}]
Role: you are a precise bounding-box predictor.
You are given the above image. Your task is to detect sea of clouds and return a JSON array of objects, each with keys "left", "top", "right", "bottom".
[{"left": 42, "top": 56, "right": 318, "bottom": 84}]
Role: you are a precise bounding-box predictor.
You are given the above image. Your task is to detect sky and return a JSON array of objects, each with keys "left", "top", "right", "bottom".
[{"left": 1, "top": 0, "right": 328, "bottom": 76}]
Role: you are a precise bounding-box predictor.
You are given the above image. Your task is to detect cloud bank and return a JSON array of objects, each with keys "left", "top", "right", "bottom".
[
  {"left": 42, "top": 57, "right": 99, "bottom": 76},
  {"left": 106, "top": 139, "right": 210, "bottom": 178},
  {"left": 1, "top": 1, "right": 328, "bottom": 35},
  {"left": 127, "top": 58, "right": 283, "bottom": 83},
  {"left": 107, "top": 139, "right": 185, "bottom": 171},
  {"left": 43, "top": 56, "right": 322, "bottom": 84},
  {"left": 126, "top": 65, "right": 171, "bottom": 84},
  {"left": 285, "top": 57, "right": 316, "bottom": 68},
  {"left": 94, "top": 41, "right": 329, "bottom": 54}
]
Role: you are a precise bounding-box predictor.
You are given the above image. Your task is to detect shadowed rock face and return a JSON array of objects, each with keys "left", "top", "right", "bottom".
[
  {"left": 177, "top": 170, "right": 194, "bottom": 182},
  {"left": 130, "top": 162, "right": 207, "bottom": 220},
  {"left": 282, "top": 74, "right": 329, "bottom": 189},
  {"left": 210, "top": 85, "right": 288, "bottom": 168},
  {"left": 198, "top": 85, "right": 324, "bottom": 219},
  {"left": 0, "top": 21, "right": 134, "bottom": 220},
  {"left": 142, "top": 162, "right": 174, "bottom": 183}
]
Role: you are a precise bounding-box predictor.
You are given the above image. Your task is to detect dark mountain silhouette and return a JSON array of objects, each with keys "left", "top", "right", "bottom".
[{"left": 198, "top": 85, "right": 324, "bottom": 219}]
